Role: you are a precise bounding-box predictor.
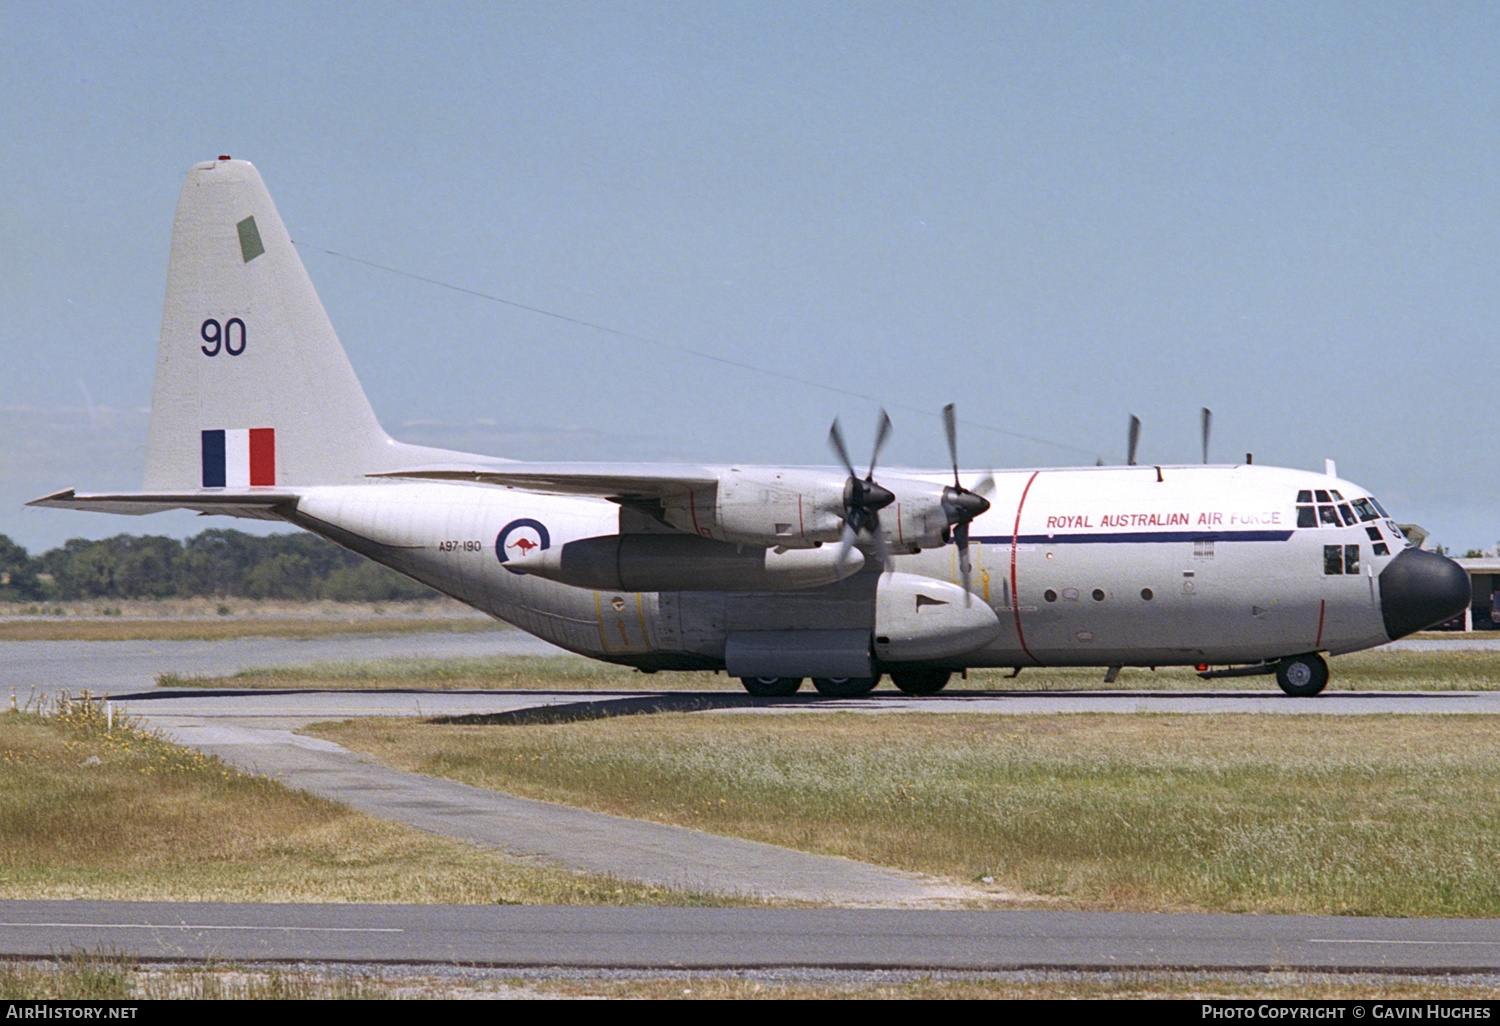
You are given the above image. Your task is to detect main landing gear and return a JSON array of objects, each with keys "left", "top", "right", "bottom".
[
  {"left": 739, "top": 670, "right": 955, "bottom": 697},
  {"left": 888, "top": 668, "right": 951, "bottom": 695},
  {"left": 810, "top": 675, "right": 881, "bottom": 697},
  {"left": 739, "top": 676, "right": 803, "bottom": 697}
]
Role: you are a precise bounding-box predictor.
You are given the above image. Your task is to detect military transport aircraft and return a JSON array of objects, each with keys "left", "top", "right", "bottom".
[{"left": 31, "top": 158, "right": 1471, "bottom": 697}]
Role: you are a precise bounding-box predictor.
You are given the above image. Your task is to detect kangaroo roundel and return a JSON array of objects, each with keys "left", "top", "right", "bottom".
[{"left": 496, "top": 518, "right": 551, "bottom": 570}]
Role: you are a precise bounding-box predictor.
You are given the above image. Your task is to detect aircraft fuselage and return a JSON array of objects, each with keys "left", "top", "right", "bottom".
[{"left": 284, "top": 460, "right": 1453, "bottom": 673}]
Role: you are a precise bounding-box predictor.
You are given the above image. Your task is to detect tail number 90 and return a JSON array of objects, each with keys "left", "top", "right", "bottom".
[{"left": 201, "top": 318, "right": 247, "bottom": 357}]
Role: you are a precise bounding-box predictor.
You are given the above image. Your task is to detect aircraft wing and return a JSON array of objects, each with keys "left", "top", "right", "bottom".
[
  {"left": 28, "top": 489, "right": 298, "bottom": 521},
  {"left": 369, "top": 463, "right": 723, "bottom": 501}
]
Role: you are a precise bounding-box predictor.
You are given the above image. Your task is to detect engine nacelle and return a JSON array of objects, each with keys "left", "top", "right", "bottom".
[
  {"left": 506, "top": 532, "right": 864, "bottom": 592},
  {"left": 873, "top": 572, "right": 1001, "bottom": 662},
  {"left": 881, "top": 488, "right": 953, "bottom": 554},
  {"left": 657, "top": 468, "right": 953, "bottom": 553},
  {"left": 658, "top": 468, "right": 845, "bottom": 548}
]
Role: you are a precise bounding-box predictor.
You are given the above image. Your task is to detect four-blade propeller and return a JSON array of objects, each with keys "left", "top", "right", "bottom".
[
  {"left": 828, "top": 410, "right": 896, "bottom": 569},
  {"left": 941, "top": 403, "right": 994, "bottom": 603},
  {"left": 826, "top": 405, "right": 993, "bottom": 602}
]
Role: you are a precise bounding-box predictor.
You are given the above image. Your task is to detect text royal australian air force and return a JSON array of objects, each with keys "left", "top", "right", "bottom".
[{"left": 1043, "top": 509, "right": 1285, "bottom": 531}]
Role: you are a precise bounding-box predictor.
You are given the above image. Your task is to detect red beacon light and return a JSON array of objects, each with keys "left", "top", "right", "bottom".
[{"left": 217, "top": 154, "right": 232, "bottom": 161}]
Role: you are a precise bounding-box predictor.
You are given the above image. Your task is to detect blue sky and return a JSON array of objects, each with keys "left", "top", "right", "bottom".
[{"left": 4, "top": 2, "right": 1500, "bottom": 553}]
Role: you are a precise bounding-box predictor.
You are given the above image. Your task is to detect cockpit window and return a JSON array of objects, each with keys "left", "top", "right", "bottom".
[{"left": 1298, "top": 492, "right": 1397, "bottom": 533}]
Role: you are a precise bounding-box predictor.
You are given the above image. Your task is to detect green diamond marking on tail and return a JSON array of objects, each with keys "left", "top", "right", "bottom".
[{"left": 237, "top": 215, "right": 265, "bottom": 263}]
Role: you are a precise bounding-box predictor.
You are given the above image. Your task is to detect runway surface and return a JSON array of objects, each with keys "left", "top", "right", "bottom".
[{"left": 2, "top": 901, "right": 1498, "bottom": 971}]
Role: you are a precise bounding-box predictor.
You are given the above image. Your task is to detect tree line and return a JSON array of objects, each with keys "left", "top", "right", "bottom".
[{"left": 0, "top": 529, "right": 438, "bottom": 602}]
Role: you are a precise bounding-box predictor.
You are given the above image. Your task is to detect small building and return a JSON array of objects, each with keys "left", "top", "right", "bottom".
[{"left": 1447, "top": 557, "right": 1500, "bottom": 631}]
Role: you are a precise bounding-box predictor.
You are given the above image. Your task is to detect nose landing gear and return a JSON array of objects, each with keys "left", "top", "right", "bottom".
[{"left": 1275, "top": 653, "right": 1329, "bottom": 697}]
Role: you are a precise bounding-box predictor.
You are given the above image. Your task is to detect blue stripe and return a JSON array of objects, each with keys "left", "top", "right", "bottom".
[
  {"left": 201, "top": 430, "right": 225, "bottom": 488},
  {"left": 973, "top": 530, "right": 1294, "bottom": 545}
]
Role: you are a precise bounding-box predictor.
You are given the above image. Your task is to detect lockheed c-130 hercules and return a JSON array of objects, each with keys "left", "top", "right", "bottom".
[{"left": 32, "top": 158, "right": 1471, "bottom": 697}]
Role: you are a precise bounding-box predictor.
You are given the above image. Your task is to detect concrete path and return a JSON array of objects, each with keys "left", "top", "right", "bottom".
[{"left": 147, "top": 712, "right": 971, "bottom": 906}]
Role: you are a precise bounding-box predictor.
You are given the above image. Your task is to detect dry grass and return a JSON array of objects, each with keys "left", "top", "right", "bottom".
[
  {"left": 0, "top": 700, "right": 732, "bottom": 906},
  {"left": 162, "top": 655, "right": 725, "bottom": 690},
  {"left": 4, "top": 957, "right": 1498, "bottom": 999},
  {"left": 0, "top": 598, "right": 497, "bottom": 641},
  {"left": 314, "top": 712, "right": 1500, "bottom": 918},
  {"left": 523, "top": 971, "right": 1500, "bottom": 1000}
]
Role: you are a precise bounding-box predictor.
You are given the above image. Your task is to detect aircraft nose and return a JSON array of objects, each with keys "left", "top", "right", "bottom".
[{"left": 1379, "top": 547, "right": 1471, "bottom": 640}]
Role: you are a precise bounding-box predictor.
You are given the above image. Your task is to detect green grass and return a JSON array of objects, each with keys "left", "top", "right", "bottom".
[
  {"left": 314, "top": 712, "right": 1500, "bottom": 918},
  {"left": 161, "top": 647, "right": 1500, "bottom": 692}
]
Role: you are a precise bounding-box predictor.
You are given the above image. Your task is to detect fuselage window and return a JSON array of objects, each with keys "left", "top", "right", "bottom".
[
  {"left": 1092, "top": 588, "right": 1105, "bottom": 601},
  {"left": 1140, "top": 588, "right": 1154, "bottom": 600},
  {"left": 1044, "top": 589, "right": 1057, "bottom": 602},
  {"left": 1373, "top": 542, "right": 1390, "bottom": 556},
  {"left": 1324, "top": 544, "right": 1362, "bottom": 574},
  {"left": 1365, "top": 526, "right": 1381, "bottom": 542}
]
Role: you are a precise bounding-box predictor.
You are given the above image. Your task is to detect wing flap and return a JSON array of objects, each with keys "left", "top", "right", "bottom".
[{"left": 368, "top": 462, "right": 721, "bottom": 501}]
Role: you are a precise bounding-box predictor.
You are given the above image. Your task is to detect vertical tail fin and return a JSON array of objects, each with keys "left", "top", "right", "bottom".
[{"left": 143, "top": 158, "right": 402, "bottom": 490}]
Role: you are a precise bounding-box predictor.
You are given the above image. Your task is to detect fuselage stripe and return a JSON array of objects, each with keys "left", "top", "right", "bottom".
[
  {"left": 976, "top": 530, "right": 1294, "bottom": 546},
  {"left": 1011, "top": 471, "right": 1041, "bottom": 666}
]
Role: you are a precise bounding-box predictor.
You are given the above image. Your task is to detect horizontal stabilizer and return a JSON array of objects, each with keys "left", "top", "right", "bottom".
[{"left": 28, "top": 489, "right": 297, "bottom": 521}]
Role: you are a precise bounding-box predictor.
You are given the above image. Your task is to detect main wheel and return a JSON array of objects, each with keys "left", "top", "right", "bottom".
[
  {"left": 740, "top": 676, "right": 802, "bottom": 697},
  {"left": 811, "top": 675, "right": 880, "bottom": 697},
  {"left": 889, "top": 668, "right": 951, "bottom": 695},
  {"left": 1275, "top": 653, "right": 1329, "bottom": 697}
]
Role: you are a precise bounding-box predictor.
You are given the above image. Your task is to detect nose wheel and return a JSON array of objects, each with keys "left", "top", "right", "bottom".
[{"left": 1275, "top": 653, "right": 1328, "bottom": 697}]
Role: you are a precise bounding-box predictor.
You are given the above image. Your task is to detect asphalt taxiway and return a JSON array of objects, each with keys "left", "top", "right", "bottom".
[{"left": 3, "top": 902, "right": 1500, "bottom": 972}]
